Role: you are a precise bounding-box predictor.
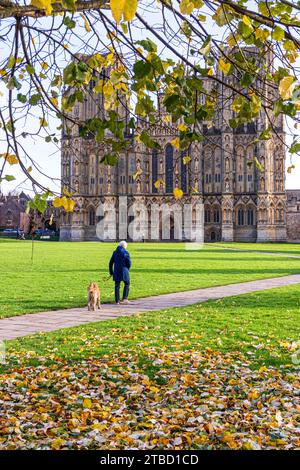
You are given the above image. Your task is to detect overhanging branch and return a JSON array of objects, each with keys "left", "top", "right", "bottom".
[{"left": 0, "top": 0, "right": 109, "bottom": 20}]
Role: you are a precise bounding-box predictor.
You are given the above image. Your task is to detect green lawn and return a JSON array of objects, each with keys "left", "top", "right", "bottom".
[
  {"left": 1, "top": 243, "right": 299, "bottom": 450},
  {"left": 1, "top": 239, "right": 300, "bottom": 318},
  {"left": 3, "top": 283, "right": 300, "bottom": 371},
  {"left": 213, "top": 242, "right": 300, "bottom": 256}
]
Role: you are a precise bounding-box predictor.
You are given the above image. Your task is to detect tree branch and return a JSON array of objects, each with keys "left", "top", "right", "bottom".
[{"left": 0, "top": 0, "right": 109, "bottom": 20}]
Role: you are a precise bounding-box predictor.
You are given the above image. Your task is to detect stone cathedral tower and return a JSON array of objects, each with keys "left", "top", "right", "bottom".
[{"left": 60, "top": 49, "right": 286, "bottom": 242}]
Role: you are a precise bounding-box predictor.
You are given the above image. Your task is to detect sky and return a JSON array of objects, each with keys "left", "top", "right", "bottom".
[{"left": 0, "top": 3, "right": 299, "bottom": 194}]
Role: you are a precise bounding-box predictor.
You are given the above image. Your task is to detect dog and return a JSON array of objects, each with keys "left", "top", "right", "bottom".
[{"left": 87, "top": 282, "right": 101, "bottom": 311}]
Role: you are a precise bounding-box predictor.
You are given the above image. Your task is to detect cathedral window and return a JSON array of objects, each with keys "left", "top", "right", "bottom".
[
  {"left": 152, "top": 149, "right": 158, "bottom": 193},
  {"left": 165, "top": 144, "right": 174, "bottom": 193},
  {"left": 238, "top": 209, "right": 244, "bottom": 226},
  {"left": 213, "top": 209, "right": 220, "bottom": 223},
  {"left": 247, "top": 209, "right": 254, "bottom": 225},
  {"left": 247, "top": 175, "right": 252, "bottom": 182},
  {"left": 89, "top": 209, "right": 95, "bottom": 226},
  {"left": 205, "top": 209, "right": 211, "bottom": 223},
  {"left": 181, "top": 151, "right": 187, "bottom": 193},
  {"left": 90, "top": 177, "right": 95, "bottom": 185},
  {"left": 238, "top": 175, "right": 243, "bottom": 182}
]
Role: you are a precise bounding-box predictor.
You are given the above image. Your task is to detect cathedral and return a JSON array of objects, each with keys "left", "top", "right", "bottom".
[{"left": 60, "top": 49, "right": 287, "bottom": 242}]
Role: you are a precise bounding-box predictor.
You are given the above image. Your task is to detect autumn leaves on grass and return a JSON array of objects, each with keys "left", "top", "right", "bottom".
[{"left": 1, "top": 349, "right": 299, "bottom": 450}]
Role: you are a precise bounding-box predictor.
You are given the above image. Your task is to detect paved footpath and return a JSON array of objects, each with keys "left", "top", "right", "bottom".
[{"left": 1, "top": 274, "right": 300, "bottom": 341}]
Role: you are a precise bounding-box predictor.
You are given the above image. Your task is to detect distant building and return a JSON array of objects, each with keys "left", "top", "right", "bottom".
[
  {"left": 0, "top": 192, "right": 59, "bottom": 233},
  {"left": 0, "top": 192, "right": 30, "bottom": 229},
  {"left": 286, "top": 190, "right": 300, "bottom": 242}
]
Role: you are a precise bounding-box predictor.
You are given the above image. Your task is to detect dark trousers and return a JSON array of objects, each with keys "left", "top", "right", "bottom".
[{"left": 115, "top": 281, "right": 130, "bottom": 303}]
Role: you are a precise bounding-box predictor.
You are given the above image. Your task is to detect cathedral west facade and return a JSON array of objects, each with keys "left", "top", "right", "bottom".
[{"left": 60, "top": 50, "right": 287, "bottom": 242}]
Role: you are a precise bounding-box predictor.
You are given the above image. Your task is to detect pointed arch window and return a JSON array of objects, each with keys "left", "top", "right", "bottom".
[
  {"left": 89, "top": 208, "right": 95, "bottom": 226},
  {"left": 247, "top": 209, "right": 254, "bottom": 225},
  {"left": 152, "top": 149, "right": 158, "bottom": 193},
  {"left": 181, "top": 151, "right": 187, "bottom": 193},
  {"left": 165, "top": 144, "right": 173, "bottom": 193},
  {"left": 238, "top": 209, "right": 244, "bottom": 226}
]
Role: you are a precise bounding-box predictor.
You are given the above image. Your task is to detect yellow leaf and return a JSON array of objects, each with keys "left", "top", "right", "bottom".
[
  {"left": 226, "top": 33, "right": 238, "bottom": 48},
  {"left": 154, "top": 179, "right": 165, "bottom": 189},
  {"left": 52, "top": 197, "right": 62, "bottom": 208},
  {"left": 62, "top": 198, "right": 75, "bottom": 212},
  {"left": 287, "top": 164, "right": 295, "bottom": 173},
  {"left": 41, "top": 62, "right": 49, "bottom": 70},
  {"left": 173, "top": 188, "right": 184, "bottom": 200},
  {"left": 133, "top": 169, "right": 142, "bottom": 180},
  {"left": 255, "top": 28, "right": 270, "bottom": 41},
  {"left": 110, "top": 0, "right": 138, "bottom": 24},
  {"left": 178, "top": 122, "right": 188, "bottom": 132},
  {"left": 63, "top": 186, "right": 72, "bottom": 197},
  {"left": 50, "top": 97, "right": 58, "bottom": 107},
  {"left": 51, "top": 438, "right": 65, "bottom": 450},
  {"left": 171, "top": 137, "right": 180, "bottom": 149},
  {"left": 248, "top": 389, "right": 260, "bottom": 400},
  {"left": 82, "top": 398, "right": 92, "bottom": 409},
  {"left": 242, "top": 15, "right": 252, "bottom": 27},
  {"left": 180, "top": 0, "right": 195, "bottom": 15},
  {"left": 162, "top": 114, "right": 171, "bottom": 123},
  {"left": 1, "top": 153, "right": 18, "bottom": 165},
  {"left": 30, "top": 0, "right": 53, "bottom": 16},
  {"left": 39, "top": 117, "right": 48, "bottom": 127},
  {"left": 190, "top": 186, "right": 199, "bottom": 194},
  {"left": 81, "top": 14, "right": 91, "bottom": 33},
  {"left": 183, "top": 155, "right": 191, "bottom": 165},
  {"left": 207, "top": 67, "right": 214, "bottom": 76},
  {"left": 279, "top": 75, "right": 296, "bottom": 100},
  {"left": 218, "top": 58, "right": 231, "bottom": 75}
]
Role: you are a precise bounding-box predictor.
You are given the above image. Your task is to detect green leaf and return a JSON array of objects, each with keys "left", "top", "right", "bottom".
[
  {"left": 139, "top": 130, "right": 160, "bottom": 149},
  {"left": 290, "top": 140, "right": 300, "bottom": 154},
  {"left": 272, "top": 26, "right": 285, "bottom": 41},
  {"left": 25, "top": 64, "right": 35, "bottom": 75},
  {"left": 6, "top": 77, "right": 21, "bottom": 90},
  {"left": 64, "top": 16, "right": 76, "bottom": 29},
  {"left": 199, "top": 36, "right": 212, "bottom": 57},
  {"left": 133, "top": 60, "right": 152, "bottom": 79},
  {"left": 29, "top": 94, "right": 41, "bottom": 105},
  {"left": 164, "top": 94, "right": 181, "bottom": 112},
  {"left": 101, "top": 153, "right": 119, "bottom": 166},
  {"left": 17, "top": 93, "right": 27, "bottom": 104},
  {"left": 240, "top": 72, "right": 254, "bottom": 88},
  {"left": 4, "top": 175, "right": 16, "bottom": 182},
  {"left": 136, "top": 39, "right": 157, "bottom": 53}
]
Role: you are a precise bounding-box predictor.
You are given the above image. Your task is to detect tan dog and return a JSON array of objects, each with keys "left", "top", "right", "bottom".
[{"left": 87, "top": 282, "right": 101, "bottom": 311}]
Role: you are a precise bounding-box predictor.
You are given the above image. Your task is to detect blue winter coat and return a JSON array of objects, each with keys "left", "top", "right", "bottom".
[{"left": 109, "top": 246, "right": 131, "bottom": 282}]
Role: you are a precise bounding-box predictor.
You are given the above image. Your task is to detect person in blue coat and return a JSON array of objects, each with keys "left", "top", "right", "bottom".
[{"left": 109, "top": 240, "right": 132, "bottom": 304}]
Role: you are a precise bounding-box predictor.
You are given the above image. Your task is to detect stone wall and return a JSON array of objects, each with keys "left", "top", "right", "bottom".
[{"left": 286, "top": 190, "right": 300, "bottom": 242}]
